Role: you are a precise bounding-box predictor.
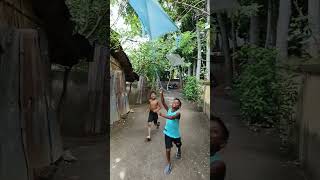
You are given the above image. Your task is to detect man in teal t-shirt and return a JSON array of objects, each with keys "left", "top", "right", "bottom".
[{"left": 158, "top": 90, "right": 182, "bottom": 175}]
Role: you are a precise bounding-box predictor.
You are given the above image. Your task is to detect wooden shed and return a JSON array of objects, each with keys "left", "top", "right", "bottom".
[{"left": 0, "top": 0, "right": 93, "bottom": 179}]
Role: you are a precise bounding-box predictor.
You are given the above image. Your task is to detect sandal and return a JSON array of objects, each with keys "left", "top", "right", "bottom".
[
  {"left": 146, "top": 136, "right": 151, "bottom": 142},
  {"left": 164, "top": 164, "right": 172, "bottom": 175}
]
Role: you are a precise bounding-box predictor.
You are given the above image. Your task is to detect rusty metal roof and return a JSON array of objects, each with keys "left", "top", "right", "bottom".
[{"left": 111, "top": 46, "right": 139, "bottom": 82}]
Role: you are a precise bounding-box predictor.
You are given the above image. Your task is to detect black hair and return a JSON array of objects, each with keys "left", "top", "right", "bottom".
[
  {"left": 150, "top": 91, "right": 156, "bottom": 97},
  {"left": 174, "top": 98, "right": 182, "bottom": 107},
  {"left": 211, "top": 115, "right": 229, "bottom": 142}
]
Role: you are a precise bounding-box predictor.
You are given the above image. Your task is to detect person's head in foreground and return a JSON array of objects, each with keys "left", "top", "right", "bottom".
[
  {"left": 172, "top": 98, "right": 182, "bottom": 110},
  {"left": 150, "top": 91, "right": 157, "bottom": 100},
  {"left": 210, "top": 115, "right": 229, "bottom": 180},
  {"left": 211, "top": 115, "right": 229, "bottom": 154}
]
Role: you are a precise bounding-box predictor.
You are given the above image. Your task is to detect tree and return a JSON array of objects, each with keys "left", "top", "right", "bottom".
[
  {"left": 249, "top": 15, "right": 259, "bottom": 45},
  {"left": 118, "top": 0, "right": 207, "bottom": 78},
  {"left": 276, "top": 0, "right": 292, "bottom": 61},
  {"left": 265, "top": 0, "right": 277, "bottom": 48},
  {"left": 128, "top": 39, "right": 172, "bottom": 89},
  {"left": 308, "top": 0, "right": 320, "bottom": 57},
  {"left": 66, "top": 0, "right": 109, "bottom": 45},
  {"left": 196, "top": 23, "right": 202, "bottom": 80},
  {"left": 217, "top": 12, "right": 233, "bottom": 86}
]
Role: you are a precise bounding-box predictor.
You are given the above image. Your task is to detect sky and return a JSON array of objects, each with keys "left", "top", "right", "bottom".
[{"left": 110, "top": 2, "right": 148, "bottom": 52}]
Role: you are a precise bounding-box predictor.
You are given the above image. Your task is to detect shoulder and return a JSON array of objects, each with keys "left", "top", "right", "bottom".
[{"left": 174, "top": 111, "right": 181, "bottom": 119}]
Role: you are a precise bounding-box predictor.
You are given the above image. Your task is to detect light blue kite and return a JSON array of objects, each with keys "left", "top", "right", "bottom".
[
  {"left": 128, "top": 0, "right": 180, "bottom": 89},
  {"left": 128, "top": 0, "right": 179, "bottom": 40}
]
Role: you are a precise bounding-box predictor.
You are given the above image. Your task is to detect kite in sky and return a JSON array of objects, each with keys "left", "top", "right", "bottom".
[{"left": 128, "top": 0, "right": 179, "bottom": 40}]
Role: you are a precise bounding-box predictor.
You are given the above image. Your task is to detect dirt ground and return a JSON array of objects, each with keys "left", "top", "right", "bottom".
[{"left": 110, "top": 90, "right": 210, "bottom": 180}]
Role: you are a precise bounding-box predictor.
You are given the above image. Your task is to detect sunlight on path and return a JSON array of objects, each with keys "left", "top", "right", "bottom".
[{"left": 110, "top": 91, "right": 209, "bottom": 180}]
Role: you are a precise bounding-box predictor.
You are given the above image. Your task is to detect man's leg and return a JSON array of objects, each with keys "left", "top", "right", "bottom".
[
  {"left": 174, "top": 138, "right": 182, "bottom": 159},
  {"left": 164, "top": 135, "right": 173, "bottom": 174},
  {"left": 166, "top": 148, "right": 171, "bottom": 164},
  {"left": 154, "top": 117, "right": 160, "bottom": 129},
  {"left": 146, "top": 112, "right": 152, "bottom": 141},
  {"left": 147, "top": 122, "right": 152, "bottom": 140}
]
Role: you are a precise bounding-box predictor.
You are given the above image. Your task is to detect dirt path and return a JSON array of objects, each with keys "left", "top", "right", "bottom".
[
  {"left": 51, "top": 136, "right": 108, "bottom": 180},
  {"left": 110, "top": 90, "right": 210, "bottom": 180},
  {"left": 213, "top": 96, "right": 307, "bottom": 180}
]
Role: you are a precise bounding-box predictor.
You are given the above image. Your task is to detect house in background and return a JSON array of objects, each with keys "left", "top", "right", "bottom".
[{"left": 110, "top": 46, "right": 139, "bottom": 125}]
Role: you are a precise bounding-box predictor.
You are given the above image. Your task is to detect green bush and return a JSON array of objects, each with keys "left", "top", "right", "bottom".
[
  {"left": 234, "top": 46, "right": 298, "bottom": 128},
  {"left": 183, "top": 76, "right": 202, "bottom": 102}
]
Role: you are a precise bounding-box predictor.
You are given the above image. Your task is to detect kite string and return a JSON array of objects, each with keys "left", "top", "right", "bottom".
[{"left": 151, "top": 40, "right": 163, "bottom": 90}]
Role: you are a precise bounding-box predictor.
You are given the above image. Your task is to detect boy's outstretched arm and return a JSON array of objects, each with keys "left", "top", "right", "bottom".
[
  {"left": 160, "top": 90, "right": 168, "bottom": 111},
  {"left": 159, "top": 112, "right": 180, "bottom": 120}
]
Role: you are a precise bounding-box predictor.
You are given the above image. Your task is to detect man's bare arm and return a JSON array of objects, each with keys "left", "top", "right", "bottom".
[
  {"left": 160, "top": 90, "right": 168, "bottom": 111},
  {"left": 159, "top": 112, "right": 180, "bottom": 120}
]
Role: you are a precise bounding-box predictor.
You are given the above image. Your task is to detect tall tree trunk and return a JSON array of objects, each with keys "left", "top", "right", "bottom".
[
  {"left": 167, "top": 68, "right": 172, "bottom": 90},
  {"left": 188, "top": 66, "right": 192, "bottom": 76},
  {"left": 217, "top": 12, "right": 233, "bottom": 86},
  {"left": 276, "top": 0, "right": 291, "bottom": 61},
  {"left": 231, "top": 19, "right": 237, "bottom": 76},
  {"left": 178, "top": 66, "right": 183, "bottom": 88},
  {"left": 206, "top": 0, "right": 211, "bottom": 81},
  {"left": 196, "top": 23, "right": 202, "bottom": 80},
  {"left": 265, "top": 0, "right": 273, "bottom": 48},
  {"left": 308, "top": 0, "right": 320, "bottom": 57},
  {"left": 249, "top": 16, "right": 259, "bottom": 45},
  {"left": 271, "top": 0, "right": 278, "bottom": 47}
]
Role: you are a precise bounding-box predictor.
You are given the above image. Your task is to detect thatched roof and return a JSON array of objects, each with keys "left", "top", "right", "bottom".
[{"left": 31, "top": 0, "right": 94, "bottom": 67}]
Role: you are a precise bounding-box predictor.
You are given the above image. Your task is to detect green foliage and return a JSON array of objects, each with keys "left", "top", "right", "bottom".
[
  {"left": 182, "top": 76, "right": 202, "bottom": 102},
  {"left": 66, "top": 0, "right": 109, "bottom": 45},
  {"left": 121, "top": 4, "right": 142, "bottom": 36},
  {"left": 173, "top": 31, "right": 197, "bottom": 62},
  {"left": 234, "top": 46, "right": 298, "bottom": 129},
  {"left": 128, "top": 39, "right": 173, "bottom": 90},
  {"left": 288, "top": 1, "right": 312, "bottom": 59},
  {"left": 232, "top": 3, "right": 261, "bottom": 18},
  {"left": 110, "top": 30, "right": 121, "bottom": 50}
]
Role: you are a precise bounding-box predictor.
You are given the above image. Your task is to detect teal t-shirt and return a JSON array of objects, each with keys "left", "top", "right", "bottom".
[
  {"left": 163, "top": 108, "right": 180, "bottom": 138},
  {"left": 210, "top": 153, "right": 221, "bottom": 164}
]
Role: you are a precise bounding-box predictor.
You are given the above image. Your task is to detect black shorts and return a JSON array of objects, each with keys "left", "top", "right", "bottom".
[
  {"left": 165, "top": 134, "right": 182, "bottom": 149},
  {"left": 148, "top": 111, "right": 158, "bottom": 125}
]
